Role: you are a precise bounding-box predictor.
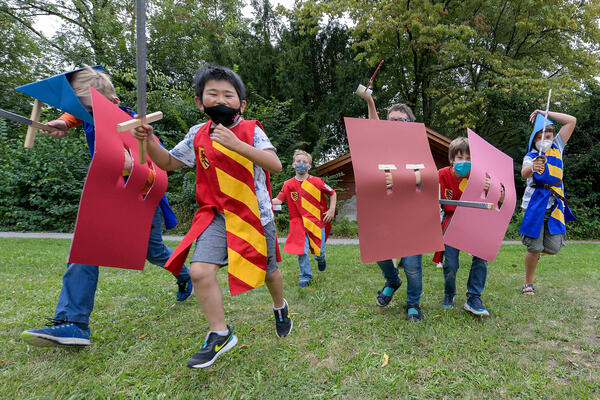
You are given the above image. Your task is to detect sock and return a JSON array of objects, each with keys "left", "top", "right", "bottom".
[
  {"left": 382, "top": 286, "right": 396, "bottom": 297},
  {"left": 274, "top": 299, "right": 287, "bottom": 310},
  {"left": 211, "top": 330, "right": 229, "bottom": 336}
]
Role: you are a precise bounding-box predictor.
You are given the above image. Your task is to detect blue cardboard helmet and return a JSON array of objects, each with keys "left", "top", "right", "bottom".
[
  {"left": 15, "top": 65, "right": 105, "bottom": 125},
  {"left": 527, "top": 113, "right": 554, "bottom": 152}
]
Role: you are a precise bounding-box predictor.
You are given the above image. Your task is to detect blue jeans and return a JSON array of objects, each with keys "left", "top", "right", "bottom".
[
  {"left": 298, "top": 228, "right": 326, "bottom": 283},
  {"left": 443, "top": 244, "right": 487, "bottom": 299},
  {"left": 377, "top": 255, "right": 422, "bottom": 307},
  {"left": 54, "top": 207, "right": 190, "bottom": 326}
]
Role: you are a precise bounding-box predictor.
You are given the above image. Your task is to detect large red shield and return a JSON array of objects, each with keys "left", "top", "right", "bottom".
[
  {"left": 68, "top": 87, "right": 168, "bottom": 269},
  {"left": 344, "top": 118, "right": 444, "bottom": 263}
]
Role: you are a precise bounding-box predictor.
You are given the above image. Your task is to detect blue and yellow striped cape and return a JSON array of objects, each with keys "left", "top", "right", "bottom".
[{"left": 519, "top": 142, "right": 576, "bottom": 238}]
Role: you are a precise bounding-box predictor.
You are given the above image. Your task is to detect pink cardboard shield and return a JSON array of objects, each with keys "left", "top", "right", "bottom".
[
  {"left": 443, "top": 129, "right": 516, "bottom": 262},
  {"left": 68, "top": 87, "right": 168, "bottom": 269},
  {"left": 344, "top": 117, "right": 444, "bottom": 263}
]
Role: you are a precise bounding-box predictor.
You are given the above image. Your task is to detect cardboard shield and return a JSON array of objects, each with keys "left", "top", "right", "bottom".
[
  {"left": 344, "top": 117, "right": 444, "bottom": 263},
  {"left": 68, "top": 87, "right": 168, "bottom": 269},
  {"left": 443, "top": 129, "right": 516, "bottom": 262}
]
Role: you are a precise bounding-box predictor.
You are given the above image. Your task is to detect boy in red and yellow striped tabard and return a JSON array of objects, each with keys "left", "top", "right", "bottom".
[
  {"left": 273, "top": 150, "right": 336, "bottom": 287},
  {"left": 133, "top": 65, "right": 292, "bottom": 369}
]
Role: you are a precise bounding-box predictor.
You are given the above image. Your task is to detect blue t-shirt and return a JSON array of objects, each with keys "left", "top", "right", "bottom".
[
  {"left": 170, "top": 118, "right": 276, "bottom": 226},
  {"left": 521, "top": 133, "right": 565, "bottom": 209}
]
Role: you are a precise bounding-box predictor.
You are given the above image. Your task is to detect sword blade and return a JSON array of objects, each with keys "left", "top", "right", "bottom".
[
  {"left": 136, "top": 0, "right": 147, "bottom": 118},
  {"left": 439, "top": 199, "right": 494, "bottom": 210},
  {"left": 0, "top": 108, "right": 56, "bottom": 131}
]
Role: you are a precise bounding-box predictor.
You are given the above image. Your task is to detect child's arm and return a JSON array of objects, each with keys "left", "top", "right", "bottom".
[
  {"left": 42, "top": 113, "right": 81, "bottom": 139},
  {"left": 530, "top": 109, "right": 577, "bottom": 144},
  {"left": 272, "top": 198, "right": 283, "bottom": 206},
  {"left": 323, "top": 191, "right": 337, "bottom": 223},
  {"left": 212, "top": 124, "right": 282, "bottom": 173},
  {"left": 133, "top": 123, "right": 185, "bottom": 171},
  {"left": 521, "top": 157, "right": 545, "bottom": 178}
]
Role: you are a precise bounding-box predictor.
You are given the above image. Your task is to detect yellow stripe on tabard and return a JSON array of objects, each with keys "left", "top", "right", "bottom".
[
  {"left": 301, "top": 197, "right": 321, "bottom": 220},
  {"left": 301, "top": 179, "right": 321, "bottom": 202},
  {"left": 546, "top": 148, "right": 561, "bottom": 159},
  {"left": 213, "top": 141, "right": 254, "bottom": 175},
  {"left": 216, "top": 168, "right": 260, "bottom": 220},
  {"left": 228, "top": 248, "right": 266, "bottom": 288},
  {"left": 547, "top": 164, "right": 563, "bottom": 180},
  {"left": 551, "top": 207, "right": 565, "bottom": 225},
  {"left": 224, "top": 210, "right": 267, "bottom": 257},
  {"left": 302, "top": 216, "right": 322, "bottom": 240},
  {"left": 553, "top": 186, "right": 564, "bottom": 197},
  {"left": 308, "top": 236, "right": 321, "bottom": 257}
]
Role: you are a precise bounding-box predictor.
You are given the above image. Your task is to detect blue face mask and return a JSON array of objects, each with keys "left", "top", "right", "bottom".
[
  {"left": 453, "top": 161, "right": 471, "bottom": 177},
  {"left": 294, "top": 162, "right": 309, "bottom": 175}
]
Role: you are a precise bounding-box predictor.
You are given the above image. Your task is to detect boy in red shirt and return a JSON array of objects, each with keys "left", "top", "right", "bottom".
[
  {"left": 272, "top": 150, "right": 337, "bottom": 287},
  {"left": 437, "top": 137, "right": 491, "bottom": 316}
]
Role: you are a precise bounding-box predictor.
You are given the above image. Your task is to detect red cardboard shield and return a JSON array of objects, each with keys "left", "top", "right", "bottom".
[
  {"left": 68, "top": 87, "right": 168, "bottom": 269},
  {"left": 344, "top": 117, "right": 444, "bottom": 263},
  {"left": 443, "top": 129, "right": 516, "bottom": 262}
]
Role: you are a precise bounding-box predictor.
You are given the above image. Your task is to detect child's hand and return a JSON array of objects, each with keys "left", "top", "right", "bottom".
[
  {"left": 529, "top": 109, "right": 545, "bottom": 123},
  {"left": 212, "top": 124, "right": 242, "bottom": 151},
  {"left": 132, "top": 121, "right": 153, "bottom": 140},
  {"left": 323, "top": 208, "right": 335, "bottom": 223},
  {"left": 42, "top": 120, "right": 68, "bottom": 139},
  {"left": 532, "top": 157, "right": 545, "bottom": 174},
  {"left": 484, "top": 177, "right": 491, "bottom": 192},
  {"left": 354, "top": 84, "right": 373, "bottom": 101},
  {"left": 385, "top": 171, "right": 393, "bottom": 189},
  {"left": 123, "top": 149, "right": 133, "bottom": 173}
]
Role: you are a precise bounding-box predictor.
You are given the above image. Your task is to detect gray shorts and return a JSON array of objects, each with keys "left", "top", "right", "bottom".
[
  {"left": 521, "top": 210, "right": 566, "bottom": 254},
  {"left": 191, "top": 212, "right": 278, "bottom": 274}
]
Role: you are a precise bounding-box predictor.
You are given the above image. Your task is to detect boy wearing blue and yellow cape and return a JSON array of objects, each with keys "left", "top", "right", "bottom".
[{"left": 519, "top": 110, "right": 577, "bottom": 295}]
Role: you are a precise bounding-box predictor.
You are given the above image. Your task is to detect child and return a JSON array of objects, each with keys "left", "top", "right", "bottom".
[
  {"left": 21, "top": 66, "right": 193, "bottom": 348},
  {"left": 357, "top": 90, "right": 424, "bottom": 322},
  {"left": 132, "top": 65, "right": 293, "bottom": 369},
  {"left": 272, "top": 150, "right": 337, "bottom": 287},
  {"left": 438, "top": 137, "right": 490, "bottom": 316},
  {"left": 519, "top": 109, "right": 576, "bottom": 295}
]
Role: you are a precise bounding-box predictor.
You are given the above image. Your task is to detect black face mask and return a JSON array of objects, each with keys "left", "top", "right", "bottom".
[{"left": 203, "top": 104, "right": 241, "bottom": 126}]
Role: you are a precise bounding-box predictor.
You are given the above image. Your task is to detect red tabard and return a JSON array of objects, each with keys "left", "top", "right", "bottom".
[
  {"left": 164, "top": 119, "right": 281, "bottom": 295},
  {"left": 433, "top": 166, "right": 468, "bottom": 262},
  {"left": 276, "top": 176, "right": 334, "bottom": 255}
]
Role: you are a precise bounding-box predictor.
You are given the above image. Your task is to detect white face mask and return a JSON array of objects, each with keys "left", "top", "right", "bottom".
[{"left": 535, "top": 139, "right": 553, "bottom": 153}]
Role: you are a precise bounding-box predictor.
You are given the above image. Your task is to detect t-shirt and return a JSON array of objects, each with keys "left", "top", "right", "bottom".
[
  {"left": 521, "top": 133, "right": 565, "bottom": 209},
  {"left": 170, "top": 118, "right": 276, "bottom": 225}
]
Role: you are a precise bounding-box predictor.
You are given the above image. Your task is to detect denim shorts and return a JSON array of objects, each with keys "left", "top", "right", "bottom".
[{"left": 191, "top": 212, "right": 278, "bottom": 274}]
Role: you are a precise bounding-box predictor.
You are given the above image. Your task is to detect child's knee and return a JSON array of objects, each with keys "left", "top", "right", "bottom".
[{"left": 190, "top": 262, "right": 218, "bottom": 283}]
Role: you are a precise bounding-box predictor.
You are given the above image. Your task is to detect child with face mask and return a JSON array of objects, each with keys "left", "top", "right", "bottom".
[
  {"left": 519, "top": 109, "right": 577, "bottom": 296},
  {"left": 272, "top": 150, "right": 337, "bottom": 287},
  {"left": 436, "top": 137, "right": 492, "bottom": 316}
]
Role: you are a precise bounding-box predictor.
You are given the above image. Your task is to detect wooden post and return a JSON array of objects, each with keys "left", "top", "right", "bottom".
[{"left": 24, "top": 99, "right": 42, "bottom": 148}]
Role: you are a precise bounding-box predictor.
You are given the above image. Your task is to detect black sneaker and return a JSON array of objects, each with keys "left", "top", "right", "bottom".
[
  {"left": 376, "top": 280, "right": 402, "bottom": 307},
  {"left": 273, "top": 299, "right": 293, "bottom": 338},
  {"left": 317, "top": 260, "right": 327, "bottom": 271},
  {"left": 187, "top": 325, "right": 237, "bottom": 369},
  {"left": 405, "top": 305, "right": 423, "bottom": 322},
  {"left": 176, "top": 276, "right": 194, "bottom": 302}
]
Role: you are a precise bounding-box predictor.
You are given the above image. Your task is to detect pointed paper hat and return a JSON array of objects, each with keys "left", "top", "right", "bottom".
[
  {"left": 15, "top": 65, "right": 105, "bottom": 125},
  {"left": 527, "top": 113, "right": 554, "bottom": 152}
]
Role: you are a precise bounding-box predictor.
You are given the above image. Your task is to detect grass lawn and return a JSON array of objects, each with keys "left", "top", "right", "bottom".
[{"left": 1, "top": 239, "right": 599, "bottom": 399}]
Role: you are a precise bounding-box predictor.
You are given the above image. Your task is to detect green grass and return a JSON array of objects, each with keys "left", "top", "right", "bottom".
[{"left": 1, "top": 239, "right": 599, "bottom": 399}]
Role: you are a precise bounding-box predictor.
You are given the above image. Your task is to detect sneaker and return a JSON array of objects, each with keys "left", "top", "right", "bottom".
[
  {"left": 317, "top": 260, "right": 327, "bottom": 271},
  {"left": 441, "top": 294, "right": 454, "bottom": 309},
  {"left": 297, "top": 280, "right": 310, "bottom": 288},
  {"left": 21, "top": 319, "right": 91, "bottom": 346},
  {"left": 273, "top": 299, "right": 293, "bottom": 338},
  {"left": 187, "top": 325, "right": 238, "bottom": 369},
  {"left": 376, "top": 280, "right": 402, "bottom": 307},
  {"left": 464, "top": 297, "right": 489, "bottom": 316},
  {"left": 405, "top": 305, "right": 423, "bottom": 322},
  {"left": 176, "top": 276, "right": 194, "bottom": 302}
]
